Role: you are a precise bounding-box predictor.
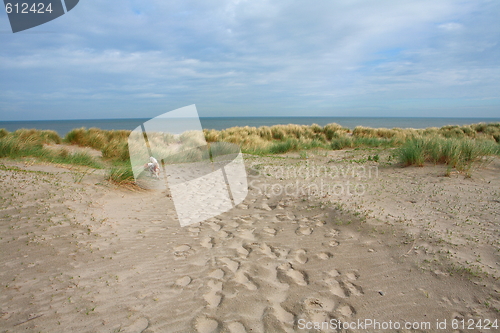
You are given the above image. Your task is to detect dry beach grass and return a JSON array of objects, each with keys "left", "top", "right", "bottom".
[{"left": 1, "top": 124, "right": 500, "bottom": 332}]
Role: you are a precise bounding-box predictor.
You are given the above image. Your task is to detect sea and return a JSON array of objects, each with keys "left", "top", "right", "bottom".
[{"left": 1, "top": 117, "right": 499, "bottom": 137}]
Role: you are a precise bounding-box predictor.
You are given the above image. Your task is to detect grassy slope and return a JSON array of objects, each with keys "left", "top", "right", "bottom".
[{"left": 1, "top": 123, "right": 499, "bottom": 182}]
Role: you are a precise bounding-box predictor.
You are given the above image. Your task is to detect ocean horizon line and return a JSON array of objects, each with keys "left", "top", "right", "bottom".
[
  {"left": 1, "top": 116, "right": 500, "bottom": 136},
  {"left": 2, "top": 115, "right": 500, "bottom": 122}
]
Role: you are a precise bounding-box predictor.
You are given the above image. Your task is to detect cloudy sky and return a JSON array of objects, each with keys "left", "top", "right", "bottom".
[{"left": 1, "top": 0, "right": 499, "bottom": 120}]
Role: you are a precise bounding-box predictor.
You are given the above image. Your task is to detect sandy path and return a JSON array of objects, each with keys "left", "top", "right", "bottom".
[{"left": 1, "top": 157, "right": 500, "bottom": 332}]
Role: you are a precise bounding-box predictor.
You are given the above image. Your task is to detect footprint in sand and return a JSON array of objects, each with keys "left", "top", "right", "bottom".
[
  {"left": 207, "top": 279, "right": 222, "bottom": 291},
  {"left": 336, "top": 303, "right": 356, "bottom": 318},
  {"left": 343, "top": 281, "right": 363, "bottom": 296},
  {"left": 219, "top": 257, "right": 240, "bottom": 273},
  {"left": 293, "top": 249, "right": 308, "bottom": 264},
  {"left": 203, "top": 290, "right": 222, "bottom": 308},
  {"left": 228, "top": 241, "right": 250, "bottom": 258},
  {"left": 277, "top": 262, "right": 308, "bottom": 286},
  {"left": 173, "top": 244, "right": 194, "bottom": 258},
  {"left": 174, "top": 244, "right": 191, "bottom": 252},
  {"left": 303, "top": 296, "right": 335, "bottom": 313},
  {"left": 195, "top": 316, "right": 219, "bottom": 333},
  {"left": 316, "top": 252, "right": 332, "bottom": 260},
  {"left": 276, "top": 214, "right": 292, "bottom": 221},
  {"left": 325, "top": 278, "right": 348, "bottom": 298},
  {"left": 250, "top": 214, "right": 263, "bottom": 221},
  {"left": 208, "top": 269, "right": 225, "bottom": 280},
  {"left": 235, "top": 245, "right": 249, "bottom": 258},
  {"left": 270, "top": 246, "right": 289, "bottom": 258},
  {"left": 324, "top": 229, "right": 339, "bottom": 238},
  {"left": 302, "top": 296, "right": 336, "bottom": 322},
  {"left": 263, "top": 227, "right": 277, "bottom": 236},
  {"left": 234, "top": 271, "right": 258, "bottom": 290},
  {"left": 341, "top": 271, "right": 363, "bottom": 296},
  {"left": 238, "top": 215, "right": 255, "bottom": 225},
  {"left": 227, "top": 321, "right": 247, "bottom": 333},
  {"left": 209, "top": 223, "right": 222, "bottom": 232},
  {"left": 328, "top": 240, "right": 340, "bottom": 247},
  {"left": 218, "top": 230, "right": 231, "bottom": 239},
  {"left": 236, "top": 203, "right": 249, "bottom": 209},
  {"left": 259, "top": 243, "right": 277, "bottom": 259},
  {"left": 271, "top": 303, "right": 295, "bottom": 326},
  {"left": 325, "top": 272, "right": 364, "bottom": 298},
  {"left": 345, "top": 271, "right": 359, "bottom": 281},
  {"left": 296, "top": 226, "right": 313, "bottom": 236},
  {"left": 175, "top": 276, "right": 192, "bottom": 287},
  {"left": 237, "top": 228, "right": 256, "bottom": 241},
  {"left": 200, "top": 237, "right": 214, "bottom": 249},
  {"left": 203, "top": 280, "right": 223, "bottom": 308},
  {"left": 327, "top": 269, "right": 340, "bottom": 277},
  {"left": 256, "top": 202, "right": 272, "bottom": 211},
  {"left": 226, "top": 220, "right": 240, "bottom": 228},
  {"left": 305, "top": 310, "right": 332, "bottom": 326},
  {"left": 263, "top": 306, "right": 294, "bottom": 333}
]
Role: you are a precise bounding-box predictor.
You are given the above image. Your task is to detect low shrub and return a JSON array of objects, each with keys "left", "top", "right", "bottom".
[
  {"left": 398, "top": 138, "right": 426, "bottom": 167},
  {"left": 398, "top": 136, "right": 499, "bottom": 170},
  {"left": 107, "top": 162, "right": 135, "bottom": 184},
  {"left": 330, "top": 137, "right": 353, "bottom": 150}
]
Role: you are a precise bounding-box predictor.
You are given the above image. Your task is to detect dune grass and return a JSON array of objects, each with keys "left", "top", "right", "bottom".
[
  {"left": 54, "top": 122, "right": 500, "bottom": 158},
  {"left": 0, "top": 128, "right": 9, "bottom": 139},
  {"left": 50, "top": 150, "right": 102, "bottom": 168},
  {"left": 205, "top": 122, "right": 500, "bottom": 156},
  {"left": 398, "top": 139, "right": 427, "bottom": 167},
  {"left": 398, "top": 136, "right": 500, "bottom": 172},
  {"left": 106, "top": 162, "right": 135, "bottom": 184},
  {"left": 0, "top": 129, "right": 137, "bottom": 180},
  {"left": 1, "top": 122, "right": 499, "bottom": 178},
  {"left": 64, "top": 128, "right": 131, "bottom": 162},
  {"left": 0, "top": 129, "right": 102, "bottom": 168}
]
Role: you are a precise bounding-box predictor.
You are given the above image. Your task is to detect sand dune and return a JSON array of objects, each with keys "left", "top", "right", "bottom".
[{"left": 1, "top": 154, "right": 500, "bottom": 332}]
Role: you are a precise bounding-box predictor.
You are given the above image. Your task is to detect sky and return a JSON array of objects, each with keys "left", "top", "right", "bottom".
[{"left": 0, "top": 0, "right": 499, "bottom": 120}]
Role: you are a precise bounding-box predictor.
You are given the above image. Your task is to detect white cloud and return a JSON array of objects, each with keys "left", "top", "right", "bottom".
[
  {"left": 438, "top": 22, "right": 464, "bottom": 31},
  {"left": 0, "top": 0, "right": 499, "bottom": 119}
]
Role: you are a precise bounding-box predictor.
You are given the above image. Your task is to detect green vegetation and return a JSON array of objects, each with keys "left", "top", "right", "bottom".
[
  {"left": 50, "top": 150, "right": 102, "bottom": 168},
  {"left": 1, "top": 122, "right": 499, "bottom": 183},
  {"left": 0, "top": 128, "right": 9, "bottom": 139},
  {"left": 106, "top": 162, "right": 135, "bottom": 185},
  {"left": 0, "top": 129, "right": 101, "bottom": 168},
  {"left": 64, "top": 127, "right": 130, "bottom": 162},
  {"left": 398, "top": 136, "right": 500, "bottom": 172},
  {"left": 398, "top": 138, "right": 426, "bottom": 167},
  {"left": 205, "top": 122, "right": 500, "bottom": 156}
]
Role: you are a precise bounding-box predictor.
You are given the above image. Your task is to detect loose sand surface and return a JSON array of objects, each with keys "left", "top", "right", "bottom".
[{"left": 1, "top": 151, "right": 500, "bottom": 332}]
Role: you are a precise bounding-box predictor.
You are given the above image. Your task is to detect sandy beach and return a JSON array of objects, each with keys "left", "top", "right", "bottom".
[
  {"left": 1, "top": 149, "right": 500, "bottom": 332},
  {"left": 3, "top": 0, "right": 500, "bottom": 331}
]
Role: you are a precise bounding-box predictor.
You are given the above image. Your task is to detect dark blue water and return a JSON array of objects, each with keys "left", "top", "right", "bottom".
[{"left": 1, "top": 117, "right": 499, "bottom": 137}]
